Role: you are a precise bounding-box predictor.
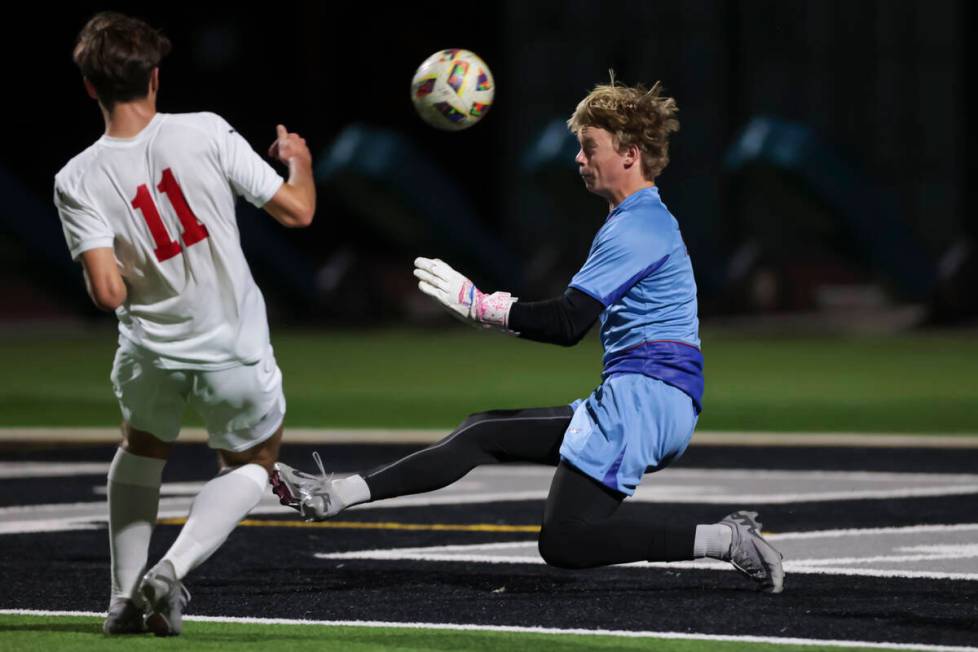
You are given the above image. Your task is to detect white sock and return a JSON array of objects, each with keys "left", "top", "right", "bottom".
[
  {"left": 107, "top": 448, "right": 166, "bottom": 603},
  {"left": 333, "top": 474, "right": 371, "bottom": 510},
  {"left": 693, "top": 523, "right": 733, "bottom": 559},
  {"left": 162, "top": 463, "right": 267, "bottom": 579}
]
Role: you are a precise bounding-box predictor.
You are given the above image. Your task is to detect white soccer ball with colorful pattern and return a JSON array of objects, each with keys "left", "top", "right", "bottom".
[{"left": 410, "top": 49, "right": 494, "bottom": 130}]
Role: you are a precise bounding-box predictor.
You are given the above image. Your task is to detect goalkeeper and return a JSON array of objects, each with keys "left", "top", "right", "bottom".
[{"left": 275, "top": 78, "right": 783, "bottom": 592}]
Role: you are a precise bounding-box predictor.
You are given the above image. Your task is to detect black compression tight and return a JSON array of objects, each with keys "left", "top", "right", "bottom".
[
  {"left": 539, "top": 461, "right": 695, "bottom": 567},
  {"left": 365, "top": 406, "right": 572, "bottom": 498},
  {"left": 364, "top": 406, "right": 695, "bottom": 566}
]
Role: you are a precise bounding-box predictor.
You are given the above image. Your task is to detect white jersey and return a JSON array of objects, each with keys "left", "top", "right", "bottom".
[{"left": 54, "top": 112, "right": 284, "bottom": 369}]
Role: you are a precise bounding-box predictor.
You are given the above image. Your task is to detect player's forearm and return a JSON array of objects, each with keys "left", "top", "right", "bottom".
[
  {"left": 83, "top": 267, "right": 127, "bottom": 311},
  {"left": 282, "top": 158, "right": 316, "bottom": 227},
  {"left": 286, "top": 156, "right": 315, "bottom": 217},
  {"left": 80, "top": 248, "right": 127, "bottom": 311},
  {"left": 266, "top": 166, "right": 315, "bottom": 228},
  {"left": 508, "top": 288, "right": 602, "bottom": 346},
  {"left": 264, "top": 124, "right": 315, "bottom": 227}
]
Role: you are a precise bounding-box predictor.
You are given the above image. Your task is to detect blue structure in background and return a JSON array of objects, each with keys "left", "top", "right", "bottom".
[
  {"left": 316, "top": 124, "right": 522, "bottom": 292},
  {"left": 521, "top": 119, "right": 732, "bottom": 299},
  {"left": 0, "top": 116, "right": 964, "bottom": 322},
  {"left": 522, "top": 115, "right": 944, "bottom": 308},
  {"left": 725, "top": 117, "right": 937, "bottom": 301},
  {"left": 235, "top": 203, "right": 319, "bottom": 309},
  {"left": 518, "top": 119, "right": 606, "bottom": 294},
  {"left": 522, "top": 119, "right": 580, "bottom": 176}
]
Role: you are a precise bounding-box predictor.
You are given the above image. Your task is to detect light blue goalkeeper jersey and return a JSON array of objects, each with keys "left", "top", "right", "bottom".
[{"left": 568, "top": 186, "right": 703, "bottom": 412}]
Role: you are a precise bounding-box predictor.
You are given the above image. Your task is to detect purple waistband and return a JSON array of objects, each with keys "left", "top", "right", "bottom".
[{"left": 602, "top": 340, "right": 704, "bottom": 413}]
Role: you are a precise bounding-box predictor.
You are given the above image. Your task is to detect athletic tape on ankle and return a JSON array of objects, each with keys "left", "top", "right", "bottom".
[{"left": 108, "top": 448, "right": 165, "bottom": 488}]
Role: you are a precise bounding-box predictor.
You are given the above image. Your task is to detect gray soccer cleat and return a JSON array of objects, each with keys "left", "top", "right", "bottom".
[
  {"left": 138, "top": 560, "right": 191, "bottom": 636},
  {"left": 271, "top": 452, "right": 340, "bottom": 521},
  {"left": 720, "top": 511, "right": 785, "bottom": 594},
  {"left": 102, "top": 597, "right": 146, "bottom": 635}
]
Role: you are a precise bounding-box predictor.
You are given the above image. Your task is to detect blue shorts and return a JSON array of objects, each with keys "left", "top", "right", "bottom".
[{"left": 559, "top": 374, "right": 697, "bottom": 495}]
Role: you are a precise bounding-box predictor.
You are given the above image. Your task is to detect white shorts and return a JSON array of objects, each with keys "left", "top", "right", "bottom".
[{"left": 110, "top": 345, "right": 286, "bottom": 452}]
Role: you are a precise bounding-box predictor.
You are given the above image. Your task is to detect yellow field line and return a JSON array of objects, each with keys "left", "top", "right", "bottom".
[{"left": 157, "top": 517, "right": 540, "bottom": 533}]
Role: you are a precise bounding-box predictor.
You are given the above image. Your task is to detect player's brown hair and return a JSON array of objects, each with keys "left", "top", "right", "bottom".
[
  {"left": 73, "top": 12, "right": 171, "bottom": 111},
  {"left": 567, "top": 73, "right": 680, "bottom": 181}
]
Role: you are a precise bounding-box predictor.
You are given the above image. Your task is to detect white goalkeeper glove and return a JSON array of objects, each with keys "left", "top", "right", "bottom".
[{"left": 413, "top": 257, "right": 517, "bottom": 329}]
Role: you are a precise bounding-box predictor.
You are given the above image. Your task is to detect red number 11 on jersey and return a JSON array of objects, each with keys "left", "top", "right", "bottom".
[{"left": 131, "top": 168, "right": 209, "bottom": 262}]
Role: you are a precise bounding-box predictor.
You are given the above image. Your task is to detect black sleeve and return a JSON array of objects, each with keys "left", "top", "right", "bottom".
[{"left": 507, "top": 287, "right": 604, "bottom": 346}]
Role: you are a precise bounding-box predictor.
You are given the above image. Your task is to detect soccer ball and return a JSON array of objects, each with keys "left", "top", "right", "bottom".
[{"left": 410, "top": 49, "right": 494, "bottom": 131}]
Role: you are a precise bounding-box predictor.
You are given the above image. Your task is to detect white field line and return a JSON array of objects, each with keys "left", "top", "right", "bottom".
[
  {"left": 1, "top": 427, "right": 977, "bottom": 447},
  {"left": 0, "top": 497, "right": 225, "bottom": 534},
  {"left": 768, "top": 523, "right": 978, "bottom": 541},
  {"left": 676, "top": 486, "right": 978, "bottom": 504},
  {"left": 2, "top": 609, "right": 975, "bottom": 652},
  {"left": 6, "top": 459, "right": 978, "bottom": 487},
  {"left": 789, "top": 547, "right": 978, "bottom": 566},
  {"left": 0, "top": 521, "right": 102, "bottom": 535},
  {"left": 314, "top": 524, "right": 978, "bottom": 583},
  {"left": 0, "top": 498, "right": 197, "bottom": 516},
  {"left": 777, "top": 567, "right": 978, "bottom": 581},
  {"left": 0, "top": 462, "right": 109, "bottom": 479},
  {"left": 475, "top": 466, "right": 978, "bottom": 482},
  {"left": 662, "top": 469, "right": 978, "bottom": 482},
  {"left": 93, "top": 489, "right": 555, "bottom": 510},
  {"left": 316, "top": 550, "right": 540, "bottom": 564},
  {"left": 16, "top": 482, "right": 978, "bottom": 513},
  {"left": 315, "top": 549, "right": 978, "bottom": 582},
  {"left": 11, "top": 462, "right": 978, "bottom": 507}
]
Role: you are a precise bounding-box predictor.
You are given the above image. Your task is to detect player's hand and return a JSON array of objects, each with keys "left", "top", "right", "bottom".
[
  {"left": 414, "top": 257, "right": 516, "bottom": 329},
  {"left": 268, "top": 124, "right": 311, "bottom": 166}
]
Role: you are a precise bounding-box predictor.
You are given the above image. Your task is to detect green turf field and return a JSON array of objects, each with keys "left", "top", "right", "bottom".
[
  {"left": 1, "top": 327, "right": 976, "bottom": 433},
  {"left": 0, "top": 613, "right": 923, "bottom": 652}
]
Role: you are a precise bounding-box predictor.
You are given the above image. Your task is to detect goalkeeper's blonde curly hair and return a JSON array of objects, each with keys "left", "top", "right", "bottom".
[{"left": 567, "top": 73, "right": 680, "bottom": 181}]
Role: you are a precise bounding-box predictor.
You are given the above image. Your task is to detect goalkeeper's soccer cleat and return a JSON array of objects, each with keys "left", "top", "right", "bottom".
[
  {"left": 139, "top": 560, "right": 190, "bottom": 637},
  {"left": 102, "top": 597, "right": 146, "bottom": 635},
  {"left": 272, "top": 452, "right": 341, "bottom": 521},
  {"left": 720, "top": 511, "right": 785, "bottom": 594}
]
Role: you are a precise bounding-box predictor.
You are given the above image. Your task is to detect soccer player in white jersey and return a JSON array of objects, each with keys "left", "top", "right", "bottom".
[
  {"left": 275, "top": 78, "right": 785, "bottom": 594},
  {"left": 53, "top": 12, "right": 316, "bottom": 636}
]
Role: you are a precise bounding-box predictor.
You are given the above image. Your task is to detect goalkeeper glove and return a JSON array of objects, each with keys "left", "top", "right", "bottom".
[{"left": 414, "top": 257, "right": 516, "bottom": 329}]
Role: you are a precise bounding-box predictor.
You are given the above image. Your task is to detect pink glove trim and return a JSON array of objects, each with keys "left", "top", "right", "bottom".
[{"left": 473, "top": 291, "right": 515, "bottom": 328}]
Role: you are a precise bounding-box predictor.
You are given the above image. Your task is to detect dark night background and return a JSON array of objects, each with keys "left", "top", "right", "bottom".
[{"left": 1, "top": 0, "right": 974, "bottom": 327}]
